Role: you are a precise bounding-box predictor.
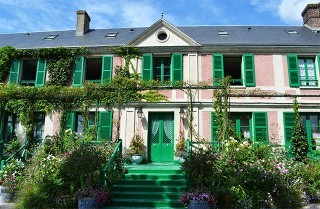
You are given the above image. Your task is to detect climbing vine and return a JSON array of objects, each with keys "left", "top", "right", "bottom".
[
  {"left": 0, "top": 46, "right": 18, "bottom": 82},
  {"left": 213, "top": 77, "right": 233, "bottom": 149},
  {"left": 291, "top": 99, "right": 309, "bottom": 161}
]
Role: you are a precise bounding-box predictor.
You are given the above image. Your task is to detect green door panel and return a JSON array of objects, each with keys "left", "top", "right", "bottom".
[{"left": 148, "top": 112, "right": 174, "bottom": 163}]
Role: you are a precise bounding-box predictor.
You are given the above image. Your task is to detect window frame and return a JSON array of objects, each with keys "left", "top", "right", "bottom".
[
  {"left": 33, "top": 112, "right": 45, "bottom": 141},
  {"left": 298, "top": 57, "right": 318, "bottom": 86}
]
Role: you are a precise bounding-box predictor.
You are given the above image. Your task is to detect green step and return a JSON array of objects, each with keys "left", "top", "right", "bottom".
[
  {"left": 107, "top": 198, "right": 182, "bottom": 208},
  {"left": 108, "top": 164, "right": 186, "bottom": 209},
  {"left": 114, "top": 184, "right": 186, "bottom": 193},
  {"left": 126, "top": 173, "right": 185, "bottom": 180},
  {"left": 118, "top": 179, "right": 186, "bottom": 186},
  {"left": 113, "top": 191, "right": 182, "bottom": 200}
]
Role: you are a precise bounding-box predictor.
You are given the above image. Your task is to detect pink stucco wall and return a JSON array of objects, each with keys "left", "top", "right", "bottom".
[
  {"left": 113, "top": 56, "right": 123, "bottom": 77},
  {"left": 176, "top": 90, "right": 184, "bottom": 99},
  {"left": 202, "top": 90, "right": 213, "bottom": 100},
  {"left": 158, "top": 90, "right": 172, "bottom": 99},
  {"left": 202, "top": 111, "right": 211, "bottom": 141},
  {"left": 267, "top": 111, "right": 279, "bottom": 144},
  {"left": 201, "top": 54, "right": 212, "bottom": 83},
  {"left": 255, "top": 55, "right": 274, "bottom": 87}
]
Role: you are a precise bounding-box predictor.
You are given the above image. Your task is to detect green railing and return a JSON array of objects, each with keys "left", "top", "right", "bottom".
[
  {"left": 0, "top": 139, "right": 29, "bottom": 171},
  {"left": 100, "top": 139, "right": 122, "bottom": 188}
]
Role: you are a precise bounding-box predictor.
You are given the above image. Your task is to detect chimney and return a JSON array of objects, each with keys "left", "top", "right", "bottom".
[
  {"left": 76, "top": 10, "right": 91, "bottom": 35},
  {"left": 301, "top": 3, "right": 320, "bottom": 29}
]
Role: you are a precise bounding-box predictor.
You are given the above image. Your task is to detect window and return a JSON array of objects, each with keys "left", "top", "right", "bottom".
[
  {"left": 3, "top": 112, "right": 19, "bottom": 142},
  {"left": 298, "top": 58, "right": 317, "bottom": 86},
  {"left": 218, "top": 30, "right": 229, "bottom": 36},
  {"left": 75, "top": 112, "right": 97, "bottom": 136},
  {"left": 72, "top": 56, "right": 113, "bottom": 86},
  {"left": 286, "top": 30, "right": 299, "bottom": 36},
  {"left": 284, "top": 113, "right": 320, "bottom": 150},
  {"left": 230, "top": 113, "right": 252, "bottom": 139},
  {"left": 66, "top": 111, "right": 113, "bottom": 140},
  {"left": 224, "top": 56, "right": 242, "bottom": 85},
  {"left": 21, "top": 60, "right": 37, "bottom": 86},
  {"left": 43, "top": 34, "right": 58, "bottom": 40},
  {"left": 212, "top": 112, "right": 268, "bottom": 144},
  {"left": 154, "top": 57, "right": 171, "bottom": 82},
  {"left": 33, "top": 112, "right": 45, "bottom": 141},
  {"left": 85, "top": 58, "right": 102, "bottom": 82},
  {"left": 105, "top": 32, "right": 118, "bottom": 38},
  {"left": 212, "top": 54, "right": 255, "bottom": 87},
  {"left": 8, "top": 58, "right": 47, "bottom": 86},
  {"left": 141, "top": 53, "right": 183, "bottom": 82},
  {"left": 287, "top": 54, "right": 319, "bottom": 87}
]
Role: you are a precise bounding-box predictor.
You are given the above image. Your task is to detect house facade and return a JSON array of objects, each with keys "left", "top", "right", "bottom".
[{"left": 1, "top": 4, "right": 320, "bottom": 162}]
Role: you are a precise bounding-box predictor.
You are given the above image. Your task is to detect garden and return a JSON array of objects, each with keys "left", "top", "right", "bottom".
[
  {"left": 180, "top": 78, "right": 320, "bottom": 209},
  {"left": 0, "top": 130, "right": 125, "bottom": 209}
]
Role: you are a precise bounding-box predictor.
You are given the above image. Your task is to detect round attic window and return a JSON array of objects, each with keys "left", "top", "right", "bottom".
[{"left": 156, "top": 30, "right": 169, "bottom": 42}]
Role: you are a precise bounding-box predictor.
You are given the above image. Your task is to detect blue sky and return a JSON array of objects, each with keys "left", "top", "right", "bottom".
[{"left": 0, "top": 0, "right": 316, "bottom": 34}]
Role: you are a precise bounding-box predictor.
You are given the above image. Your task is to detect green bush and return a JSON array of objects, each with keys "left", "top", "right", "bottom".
[
  {"left": 182, "top": 138, "right": 319, "bottom": 209},
  {"left": 15, "top": 134, "right": 119, "bottom": 208}
]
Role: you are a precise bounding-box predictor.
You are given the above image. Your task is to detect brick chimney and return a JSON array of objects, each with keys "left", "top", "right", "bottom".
[
  {"left": 301, "top": 3, "right": 320, "bottom": 29},
  {"left": 76, "top": 10, "right": 91, "bottom": 35}
]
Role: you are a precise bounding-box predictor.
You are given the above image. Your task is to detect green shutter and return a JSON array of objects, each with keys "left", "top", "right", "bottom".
[
  {"left": 243, "top": 54, "right": 256, "bottom": 87},
  {"left": 8, "top": 59, "right": 20, "bottom": 85},
  {"left": 101, "top": 56, "right": 113, "bottom": 84},
  {"left": 35, "top": 58, "right": 46, "bottom": 87},
  {"left": 283, "top": 112, "right": 295, "bottom": 149},
  {"left": 66, "top": 112, "right": 75, "bottom": 131},
  {"left": 253, "top": 112, "right": 268, "bottom": 144},
  {"left": 72, "top": 56, "right": 84, "bottom": 86},
  {"left": 98, "top": 111, "right": 112, "bottom": 140},
  {"left": 171, "top": 54, "right": 183, "bottom": 82},
  {"left": 142, "top": 54, "right": 153, "bottom": 81},
  {"left": 287, "top": 54, "right": 300, "bottom": 87},
  {"left": 211, "top": 112, "right": 218, "bottom": 147},
  {"left": 212, "top": 54, "right": 224, "bottom": 86}
]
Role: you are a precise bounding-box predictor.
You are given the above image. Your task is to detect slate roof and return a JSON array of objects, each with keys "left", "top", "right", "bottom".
[{"left": 1, "top": 25, "right": 320, "bottom": 49}]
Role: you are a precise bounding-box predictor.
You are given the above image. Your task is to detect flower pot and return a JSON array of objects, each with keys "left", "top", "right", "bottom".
[
  {"left": 78, "top": 197, "right": 99, "bottom": 209},
  {"left": 188, "top": 200, "right": 210, "bottom": 209},
  {"left": 131, "top": 154, "right": 143, "bottom": 164},
  {"left": 178, "top": 156, "right": 185, "bottom": 164}
]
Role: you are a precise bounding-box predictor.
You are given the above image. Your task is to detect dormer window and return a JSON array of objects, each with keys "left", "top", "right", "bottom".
[
  {"left": 105, "top": 32, "right": 118, "bottom": 38},
  {"left": 218, "top": 30, "right": 229, "bottom": 36},
  {"left": 286, "top": 30, "right": 299, "bottom": 36},
  {"left": 43, "top": 34, "right": 58, "bottom": 40}
]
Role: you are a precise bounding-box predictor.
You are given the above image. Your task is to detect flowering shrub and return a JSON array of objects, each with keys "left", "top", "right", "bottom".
[
  {"left": 180, "top": 189, "right": 215, "bottom": 206},
  {"left": 0, "top": 159, "right": 25, "bottom": 194},
  {"left": 74, "top": 186, "right": 110, "bottom": 206},
  {"left": 182, "top": 138, "right": 320, "bottom": 209},
  {"left": 128, "top": 134, "right": 145, "bottom": 156}
]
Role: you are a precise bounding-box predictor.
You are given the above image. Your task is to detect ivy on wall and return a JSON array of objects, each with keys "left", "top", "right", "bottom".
[{"left": 0, "top": 46, "right": 18, "bottom": 82}]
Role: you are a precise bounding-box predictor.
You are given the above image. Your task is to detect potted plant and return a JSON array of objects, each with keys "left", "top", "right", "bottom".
[
  {"left": 75, "top": 186, "right": 110, "bottom": 209},
  {"left": 128, "top": 134, "right": 145, "bottom": 164},
  {"left": 175, "top": 131, "right": 186, "bottom": 163},
  {"left": 179, "top": 189, "right": 214, "bottom": 209}
]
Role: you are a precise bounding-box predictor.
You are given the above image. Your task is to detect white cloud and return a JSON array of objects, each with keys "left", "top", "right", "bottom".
[
  {"left": 250, "top": 0, "right": 317, "bottom": 25},
  {"left": 79, "top": 0, "right": 161, "bottom": 29},
  {"left": 278, "top": 0, "right": 316, "bottom": 25}
]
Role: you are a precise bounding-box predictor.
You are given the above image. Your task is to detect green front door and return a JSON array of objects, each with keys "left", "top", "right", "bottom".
[{"left": 148, "top": 112, "right": 174, "bottom": 163}]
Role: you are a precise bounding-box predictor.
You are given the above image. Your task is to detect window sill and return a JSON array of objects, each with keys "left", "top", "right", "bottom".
[
  {"left": 230, "top": 86, "right": 246, "bottom": 89},
  {"left": 300, "top": 86, "right": 320, "bottom": 90}
]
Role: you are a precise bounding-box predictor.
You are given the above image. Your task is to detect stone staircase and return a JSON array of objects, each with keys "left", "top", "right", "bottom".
[
  {"left": 104, "top": 163, "right": 186, "bottom": 209},
  {"left": 0, "top": 186, "right": 15, "bottom": 209}
]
